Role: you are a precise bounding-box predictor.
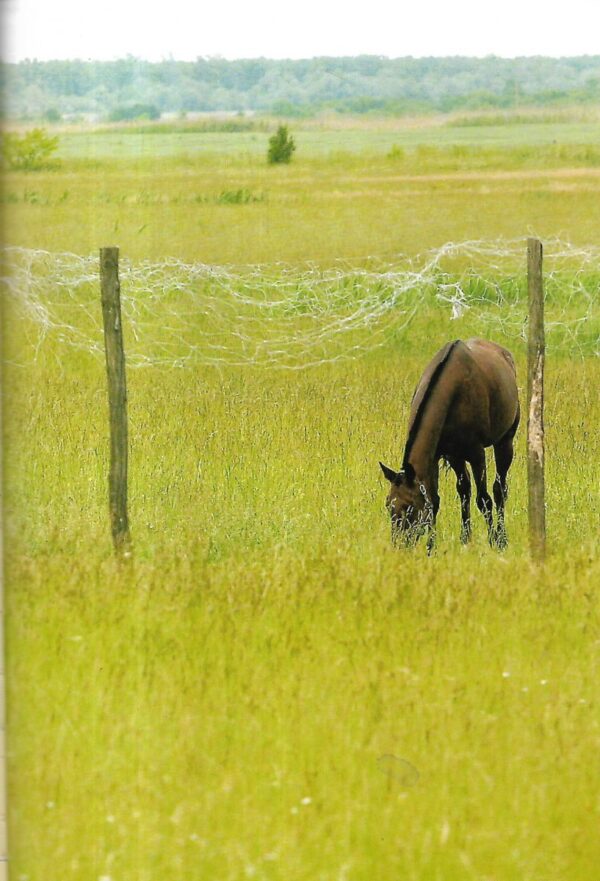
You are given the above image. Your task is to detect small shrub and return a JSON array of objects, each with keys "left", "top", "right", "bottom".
[
  {"left": 387, "top": 144, "right": 406, "bottom": 161},
  {"left": 23, "top": 190, "right": 42, "bottom": 204},
  {"left": 194, "top": 190, "right": 266, "bottom": 205},
  {"left": 215, "top": 188, "right": 264, "bottom": 205},
  {"left": 108, "top": 104, "right": 161, "bottom": 122},
  {"left": 1, "top": 128, "right": 60, "bottom": 171},
  {"left": 267, "top": 125, "right": 296, "bottom": 164}
]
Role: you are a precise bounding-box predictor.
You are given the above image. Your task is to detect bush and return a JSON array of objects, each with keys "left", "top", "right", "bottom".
[
  {"left": 267, "top": 125, "right": 296, "bottom": 164},
  {"left": 387, "top": 144, "right": 406, "bottom": 161},
  {"left": 108, "top": 104, "right": 161, "bottom": 122},
  {"left": 1, "top": 128, "right": 60, "bottom": 171},
  {"left": 215, "top": 189, "right": 265, "bottom": 205}
]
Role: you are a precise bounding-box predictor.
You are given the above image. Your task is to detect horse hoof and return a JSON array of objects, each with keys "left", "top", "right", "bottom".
[{"left": 491, "top": 529, "right": 508, "bottom": 551}]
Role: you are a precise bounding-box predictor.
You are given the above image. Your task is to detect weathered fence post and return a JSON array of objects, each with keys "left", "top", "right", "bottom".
[
  {"left": 100, "top": 247, "right": 132, "bottom": 557},
  {"left": 0, "top": 362, "right": 7, "bottom": 878},
  {"left": 527, "top": 238, "right": 546, "bottom": 561}
]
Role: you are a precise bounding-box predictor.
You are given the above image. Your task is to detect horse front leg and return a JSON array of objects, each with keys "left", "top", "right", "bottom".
[
  {"left": 469, "top": 448, "right": 495, "bottom": 546},
  {"left": 425, "top": 490, "right": 440, "bottom": 555}
]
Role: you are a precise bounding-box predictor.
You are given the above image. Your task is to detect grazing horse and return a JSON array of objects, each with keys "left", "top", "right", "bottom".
[{"left": 380, "top": 338, "right": 520, "bottom": 551}]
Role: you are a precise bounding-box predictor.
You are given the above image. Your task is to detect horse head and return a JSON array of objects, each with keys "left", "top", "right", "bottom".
[{"left": 379, "top": 461, "right": 431, "bottom": 546}]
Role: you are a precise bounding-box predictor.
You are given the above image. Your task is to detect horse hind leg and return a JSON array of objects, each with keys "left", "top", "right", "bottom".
[
  {"left": 449, "top": 457, "right": 472, "bottom": 544},
  {"left": 493, "top": 433, "right": 516, "bottom": 550},
  {"left": 469, "top": 448, "right": 495, "bottom": 546}
]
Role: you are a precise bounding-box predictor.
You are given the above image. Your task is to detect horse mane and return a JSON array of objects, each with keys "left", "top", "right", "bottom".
[{"left": 402, "top": 339, "right": 460, "bottom": 468}]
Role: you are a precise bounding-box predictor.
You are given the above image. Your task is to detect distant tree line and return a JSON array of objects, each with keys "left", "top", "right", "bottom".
[{"left": 2, "top": 55, "right": 600, "bottom": 120}]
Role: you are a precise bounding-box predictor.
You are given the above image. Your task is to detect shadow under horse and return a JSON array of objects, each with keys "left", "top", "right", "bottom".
[{"left": 380, "top": 338, "right": 520, "bottom": 551}]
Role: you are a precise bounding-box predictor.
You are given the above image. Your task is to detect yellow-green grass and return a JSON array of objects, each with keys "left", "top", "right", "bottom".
[
  {"left": 5, "top": 333, "right": 600, "bottom": 881},
  {"left": 3, "top": 122, "right": 600, "bottom": 880},
  {"left": 5, "top": 157, "right": 600, "bottom": 265},
  {"left": 4, "top": 116, "right": 600, "bottom": 265}
]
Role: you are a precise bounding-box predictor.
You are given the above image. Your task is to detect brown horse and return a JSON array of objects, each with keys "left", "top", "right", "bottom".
[{"left": 380, "top": 338, "right": 520, "bottom": 551}]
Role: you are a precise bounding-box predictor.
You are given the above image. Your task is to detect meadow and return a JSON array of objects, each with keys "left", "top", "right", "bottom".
[
  {"left": 5, "top": 115, "right": 600, "bottom": 263},
  {"left": 3, "top": 115, "right": 600, "bottom": 881}
]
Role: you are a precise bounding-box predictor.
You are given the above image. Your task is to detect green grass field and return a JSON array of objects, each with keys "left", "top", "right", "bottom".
[
  {"left": 3, "top": 116, "right": 600, "bottom": 880},
  {"left": 5, "top": 116, "right": 600, "bottom": 263}
]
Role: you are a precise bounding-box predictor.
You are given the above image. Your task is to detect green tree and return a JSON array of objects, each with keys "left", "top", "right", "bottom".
[
  {"left": 267, "top": 125, "right": 296, "bottom": 164},
  {"left": 0, "top": 128, "right": 60, "bottom": 171},
  {"left": 108, "top": 103, "right": 160, "bottom": 122}
]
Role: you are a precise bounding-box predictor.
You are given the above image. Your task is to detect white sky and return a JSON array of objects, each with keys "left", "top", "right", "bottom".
[{"left": 3, "top": 0, "right": 600, "bottom": 62}]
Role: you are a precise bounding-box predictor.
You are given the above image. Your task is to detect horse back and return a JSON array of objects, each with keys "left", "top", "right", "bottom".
[
  {"left": 451, "top": 338, "right": 519, "bottom": 448},
  {"left": 411, "top": 338, "right": 520, "bottom": 454}
]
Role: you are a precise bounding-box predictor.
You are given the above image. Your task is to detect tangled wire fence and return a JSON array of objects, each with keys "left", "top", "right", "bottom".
[{"left": 2, "top": 238, "right": 599, "bottom": 368}]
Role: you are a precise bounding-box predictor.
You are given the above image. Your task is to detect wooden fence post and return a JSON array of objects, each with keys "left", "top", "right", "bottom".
[
  {"left": 100, "top": 247, "right": 132, "bottom": 557},
  {"left": 0, "top": 358, "right": 7, "bottom": 878},
  {"left": 527, "top": 238, "right": 546, "bottom": 561}
]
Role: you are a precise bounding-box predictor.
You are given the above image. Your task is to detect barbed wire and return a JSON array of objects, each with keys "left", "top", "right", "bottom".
[{"left": 2, "top": 238, "right": 598, "bottom": 369}]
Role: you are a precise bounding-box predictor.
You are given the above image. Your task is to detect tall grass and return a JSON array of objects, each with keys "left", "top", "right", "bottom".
[
  {"left": 3, "top": 121, "right": 600, "bottom": 880},
  {"left": 5, "top": 313, "right": 600, "bottom": 881}
]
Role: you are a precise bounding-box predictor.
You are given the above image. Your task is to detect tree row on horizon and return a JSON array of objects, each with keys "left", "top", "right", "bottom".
[{"left": 3, "top": 54, "right": 600, "bottom": 120}]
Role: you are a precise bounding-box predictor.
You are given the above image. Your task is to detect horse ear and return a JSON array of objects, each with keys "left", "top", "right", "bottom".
[
  {"left": 403, "top": 462, "right": 416, "bottom": 485},
  {"left": 379, "top": 462, "right": 399, "bottom": 484}
]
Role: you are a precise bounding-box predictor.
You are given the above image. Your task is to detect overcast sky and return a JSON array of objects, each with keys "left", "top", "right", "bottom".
[{"left": 3, "top": 0, "right": 600, "bottom": 62}]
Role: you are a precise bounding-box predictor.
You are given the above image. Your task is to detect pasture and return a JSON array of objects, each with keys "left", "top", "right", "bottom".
[{"left": 3, "top": 116, "right": 600, "bottom": 880}]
